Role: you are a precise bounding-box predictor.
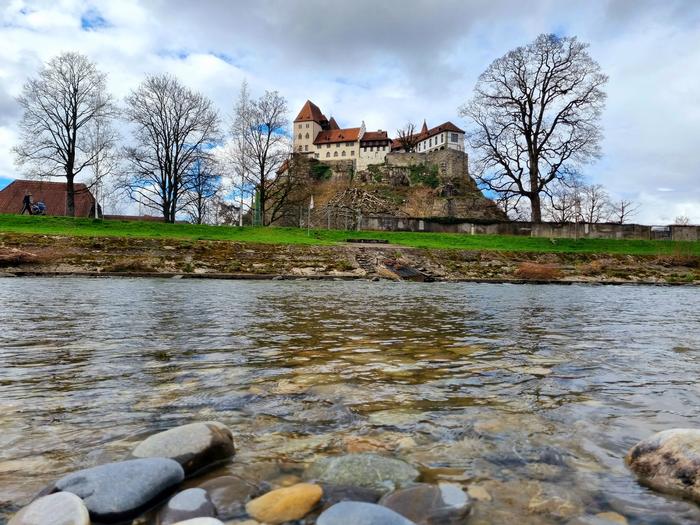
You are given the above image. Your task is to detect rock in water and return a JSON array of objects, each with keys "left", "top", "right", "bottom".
[
  {"left": 173, "top": 518, "right": 224, "bottom": 525},
  {"left": 195, "top": 475, "right": 258, "bottom": 520},
  {"left": 626, "top": 428, "right": 700, "bottom": 502},
  {"left": 245, "top": 483, "right": 323, "bottom": 524},
  {"left": 380, "top": 483, "right": 471, "bottom": 524},
  {"left": 53, "top": 458, "right": 184, "bottom": 523},
  {"left": 317, "top": 501, "right": 417, "bottom": 525},
  {"left": 305, "top": 454, "right": 419, "bottom": 492},
  {"left": 320, "top": 484, "right": 383, "bottom": 510},
  {"left": 9, "top": 492, "right": 90, "bottom": 525},
  {"left": 157, "top": 488, "right": 216, "bottom": 525},
  {"left": 132, "top": 422, "right": 235, "bottom": 476}
]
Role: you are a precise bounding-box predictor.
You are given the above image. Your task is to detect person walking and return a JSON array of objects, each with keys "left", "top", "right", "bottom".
[{"left": 20, "top": 192, "right": 33, "bottom": 215}]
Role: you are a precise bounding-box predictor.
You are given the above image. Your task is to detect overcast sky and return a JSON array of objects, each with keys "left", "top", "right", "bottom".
[{"left": 1, "top": 0, "right": 699, "bottom": 223}]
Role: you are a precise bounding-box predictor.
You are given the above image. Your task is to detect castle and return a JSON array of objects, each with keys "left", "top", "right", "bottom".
[{"left": 292, "top": 100, "right": 466, "bottom": 171}]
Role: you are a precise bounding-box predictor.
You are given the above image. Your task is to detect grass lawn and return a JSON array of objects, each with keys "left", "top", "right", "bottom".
[{"left": 0, "top": 214, "right": 698, "bottom": 256}]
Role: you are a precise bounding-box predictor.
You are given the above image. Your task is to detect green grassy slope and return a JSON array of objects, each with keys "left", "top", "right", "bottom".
[{"left": 0, "top": 214, "right": 698, "bottom": 256}]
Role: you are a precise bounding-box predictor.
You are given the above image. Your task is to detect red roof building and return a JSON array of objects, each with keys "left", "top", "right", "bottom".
[{"left": 0, "top": 179, "right": 98, "bottom": 217}]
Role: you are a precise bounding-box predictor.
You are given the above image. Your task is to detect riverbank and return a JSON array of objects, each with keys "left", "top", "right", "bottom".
[{"left": 0, "top": 229, "right": 698, "bottom": 284}]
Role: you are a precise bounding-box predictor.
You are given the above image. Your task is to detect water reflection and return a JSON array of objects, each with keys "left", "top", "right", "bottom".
[{"left": 1, "top": 278, "right": 699, "bottom": 523}]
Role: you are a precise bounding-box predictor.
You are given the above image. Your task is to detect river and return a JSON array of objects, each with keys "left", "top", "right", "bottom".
[{"left": 1, "top": 277, "right": 699, "bottom": 523}]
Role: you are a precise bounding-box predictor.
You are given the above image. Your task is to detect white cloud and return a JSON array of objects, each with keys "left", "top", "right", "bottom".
[{"left": 0, "top": 0, "right": 699, "bottom": 223}]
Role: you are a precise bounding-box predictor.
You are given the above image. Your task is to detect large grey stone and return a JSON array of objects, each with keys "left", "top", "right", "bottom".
[
  {"left": 317, "top": 501, "right": 417, "bottom": 525},
  {"left": 305, "top": 454, "right": 419, "bottom": 492},
  {"left": 133, "top": 422, "right": 235, "bottom": 476},
  {"left": 626, "top": 428, "right": 700, "bottom": 502},
  {"left": 379, "top": 483, "right": 471, "bottom": 524},
  {"left": 54, "top": 458, "right": 184, "bottom": 523},
  {"left": 8, "top": 492, "right": 89, "bottom": 525},
  {"left": 157, "top": 488, "right": 216, "bottom": 525},
  {"left": 133, "top": 422, "right": 235, "bottom": 475}
]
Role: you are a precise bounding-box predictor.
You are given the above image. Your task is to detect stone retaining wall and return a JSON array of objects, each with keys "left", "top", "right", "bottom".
[{"left": 358, "top": 216, "right": 700, "bottom": 241}]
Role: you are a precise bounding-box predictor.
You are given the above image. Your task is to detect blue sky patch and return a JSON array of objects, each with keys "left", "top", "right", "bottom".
[{"left": 81, "top": 9, "right": 110, "bottom": 31}]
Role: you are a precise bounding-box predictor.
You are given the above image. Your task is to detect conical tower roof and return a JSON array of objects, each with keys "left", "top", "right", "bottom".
[{"left": 294, "top": 100, "right": 327, "bottom": 123}]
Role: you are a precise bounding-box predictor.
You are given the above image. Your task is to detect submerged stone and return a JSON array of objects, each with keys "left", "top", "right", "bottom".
[
  {"left": 8, "top": 492, "right": 89, "bottom": 525},
  {"left": 195, "top": 475, "right": 258, "bottom": 520},
  {"left": 173, "top": 518, "right": 224, "bottom": 525},
  {"left": 380, "top": 483, "right": 471, "bottom": 524},
  {"left": 53, "top": 458, "right": 184, "bottom": 523},
  {"left": 245, "top": 483, "right": 322, "bottom": 524},
  {"left": 317, "top": 501, "right": 417, "bottom": 525},
  {"left": 157, "top": 488, "right": 216, "bottom": 525},
  {"left": 305, "top": 453, "right": 419, "bottom": 492},
  {"left": 320, "top": 484, "right": 383, "bottom": 510},
  {"left": 626, "top": 428, "right": 700, "bottom": 502},
  {"left": 132, "top": 421, "right": 235, "bottom": 476}
]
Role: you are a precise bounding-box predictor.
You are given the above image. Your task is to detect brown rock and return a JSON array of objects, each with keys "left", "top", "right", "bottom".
[
  {"left": 245, "top": 483, "right": 322, "bottom": 524},
  {"left": 626, "top": 428, "right": 700, "bottom": 502}
]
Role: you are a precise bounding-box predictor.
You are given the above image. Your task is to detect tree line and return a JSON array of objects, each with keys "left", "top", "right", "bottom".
[
  {"left": 13, "top": 52, "right": 289, "bottom": 224},
  {"left": 13, "top": 34, "right": 642, "bottom": 224}
]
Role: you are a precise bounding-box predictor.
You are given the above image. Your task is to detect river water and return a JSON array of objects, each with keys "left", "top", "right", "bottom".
[{"left": 1, "top": 277, "right": 699, "bottom": 524}]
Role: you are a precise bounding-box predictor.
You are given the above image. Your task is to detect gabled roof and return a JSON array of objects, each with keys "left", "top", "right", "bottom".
[
  {"left": 361, "top": 130, "right": 390, "bottom": 142},
  {"left": 294, "top": 100, "right": 328, "bottom": 123},
  {"left": 314, "top": 127, "right": 361, "bottom": 145},
  {"left": 0, "top": 179, "right": 96, "bottom": 217},
  {"left": 328, "top": 117, "right": 340, "bottom": 130},
  {"left": 391, "top": 121, "right": 464, "bottom": 150}
]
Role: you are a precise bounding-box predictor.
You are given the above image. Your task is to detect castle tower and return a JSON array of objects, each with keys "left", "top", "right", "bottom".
[{"left": 293, "top": 100, "right": 328, "bottom": 154}]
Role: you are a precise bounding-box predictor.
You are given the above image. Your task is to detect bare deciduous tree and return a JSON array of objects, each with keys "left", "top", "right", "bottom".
[
  {"left": 580, "top": 184, "right": 610, "bottom": 224},
  {"left": 461, "top": 34, "right": 608, "bottom": 223},
  {"left": 545, "top": 181, "right": 581, "bottom": 223},
  {"left": 674, "top": 215, "right": 690, "bottom": 226},
  {"left": 609, "top": 199, "right": 640, "bottom": 224},
  {"left": 122, "top": 74, "right": 220, "bottom": 223},
  {"left": 229, "top": 81, "right": 290, "bottom": 225},
  {"left": 183, "top": 154, "right": 221, "bottom": 224},
  {"left": 85, "top": 118, "right": 119, "bottom": 218},
  {"left": 395, "top": 122, "right": 419, "bottom": 152},
  {"left": 13, "top": 52, "right": 116, "bottom": 216}
]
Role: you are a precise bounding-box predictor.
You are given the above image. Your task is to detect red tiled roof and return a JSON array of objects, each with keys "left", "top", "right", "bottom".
[
  {"left": 361, "top": 130, "right": 390, "bottom": 142},
  {"left": 313, "top": 127, "right": 361, "bottom": 145},
  {"left": 294, "top": 100, "right": 328, "bottom": 123},
  {"left": 391, "top": 121, "right": 464, "bottom": 150},
  {"left": 328, "top": 117, "right": 340, "bottom": 130},
  {"left": 0, "top": 179, "right": 96, "bottom": 217}
]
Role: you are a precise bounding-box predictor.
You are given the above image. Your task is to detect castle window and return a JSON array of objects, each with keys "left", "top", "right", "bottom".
[
  {"left": 298, "top": 124, "right": 302, "bottom": 129},
  {"left": 370, "top": 146, "right": 373, "bottom": 152},
  {"left": 305, "top": 133, "right": 309, "bottom": 139},
  {"left": 341, "top": 150, "right": 346, "bottom": 157},
  {"left": 298, "top": 133, "right": 302, "bottom": 139},
  {"left": 304, "top": 145, "right": 308, "bottom": 151},
  {"left": 315, "top": 153, "right": 319, "bottom": 158},
  {"left": 429, "top": 138, "right": 432, "bottom": 147},
  {"left": 334, "top": 151, "right": 338, "bottom": 157},
  {"left": 326, "top": 152, "right": 330, "bottom": 158},
  {"left": 306, "top": 123, "right": 309, "bottom": 128},
  {"left": 336, "top": 143, "right": 340, "bottom": 147},
  {"left": 351, "top": 150, "right": 355, "bottom": 156},
  {"left": 326, "top": 144, "right": 330, "bottom": 148},
  {"left": 451, "top": 133, "right": 459, "bottom": 142},
  {"left": 441, "top": 134, "right": 444, "bottom": 143}
]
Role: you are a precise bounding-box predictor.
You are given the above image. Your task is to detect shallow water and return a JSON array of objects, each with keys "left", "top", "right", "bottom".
[{"left": 1, "top": 277, "right": 699, "bottom": 523}]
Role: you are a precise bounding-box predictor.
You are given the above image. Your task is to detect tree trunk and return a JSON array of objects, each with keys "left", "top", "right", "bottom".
[
  {"left": 259, "top": 179, "right": 266, "bottom": 226},
  {"left": 529, "top": 164, "right": 542, "bottom": 223},
  {"left": 66, "top": 175, "right": 76, "bottom": 217}
]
